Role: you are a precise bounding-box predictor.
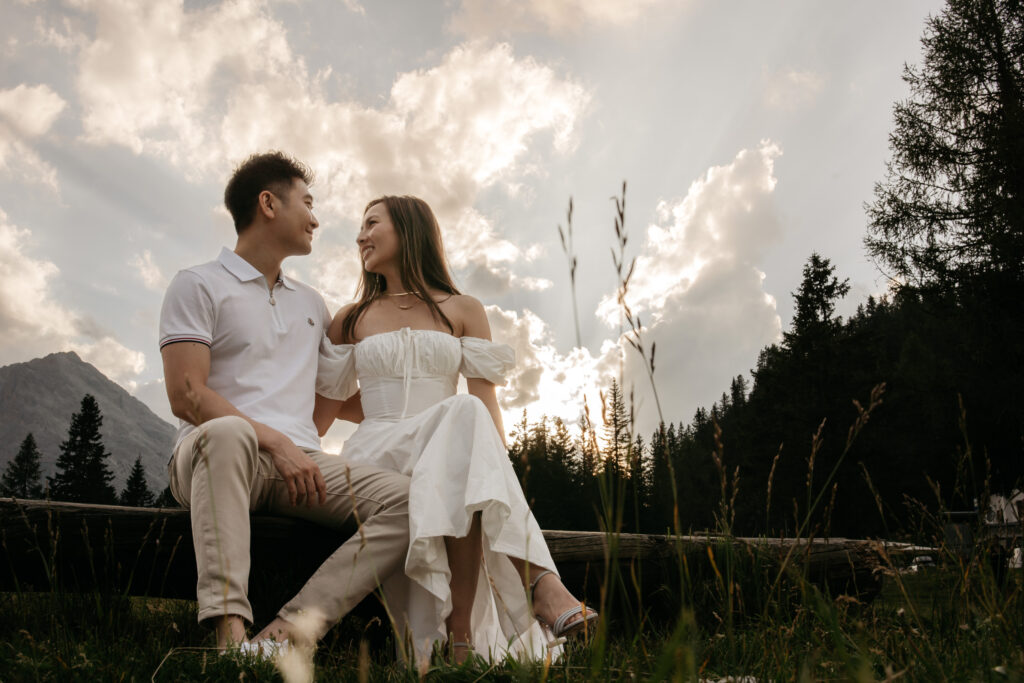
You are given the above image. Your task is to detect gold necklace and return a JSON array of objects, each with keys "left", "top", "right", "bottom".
[{"left": 383, "top": 291, "right": 420, "bottom": 310}]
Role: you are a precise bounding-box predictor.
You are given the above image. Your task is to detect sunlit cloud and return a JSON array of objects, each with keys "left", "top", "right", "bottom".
[
  {"left": 63, "top": 0, "right": 589, "bottom": 293},
  {"left": 597, "top": 141, "right": 783, "bottom": 326},
  {"left": 34, "top": 14, "right": 88, "bottom": 52},
  {"left": 487, "top": 305, "right": 609, "bottom": 434},
  {"left": 0, "top": 83, "right": 67, "bottom": 189},
  {"left": 0, "top": 208, "right": 146, "bottom": 387},
  {"left": 430, "top": 142, "right": 791, "bottom": 441},
  {"left": 130, "top": 249, "right": 168, "bottom": 291},
  {"left": 450, "top": 0, "right": 674, "bottom": 36},
  {"left": 592, "top": 142, "right": 785, "bottom": 434}
]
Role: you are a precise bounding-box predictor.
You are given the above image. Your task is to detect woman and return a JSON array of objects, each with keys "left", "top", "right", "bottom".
[{"left": 314, "top": 196, "right": 596, "bottom": 664}]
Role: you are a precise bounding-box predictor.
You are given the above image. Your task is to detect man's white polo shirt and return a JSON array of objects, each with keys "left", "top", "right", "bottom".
[{"left": 159, "top": 247, "right": 329, "bottom": 450}]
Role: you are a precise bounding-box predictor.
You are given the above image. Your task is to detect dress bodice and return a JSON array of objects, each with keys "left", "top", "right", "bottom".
[{"left": 317, "top": 327, "right": 515, "bottom": 421}]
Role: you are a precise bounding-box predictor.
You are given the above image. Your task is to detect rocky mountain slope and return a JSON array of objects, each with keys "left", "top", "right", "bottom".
[{"left": 0, "top": 352, "right": 175, "bottom": 493}]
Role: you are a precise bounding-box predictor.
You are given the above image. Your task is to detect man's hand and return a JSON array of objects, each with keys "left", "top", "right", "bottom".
[{"left": 264, "top": 431, "right": 327, "bottom": 507}]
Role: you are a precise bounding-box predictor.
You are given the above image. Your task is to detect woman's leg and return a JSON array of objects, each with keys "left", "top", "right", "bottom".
[
  {"left": 508, "top": 558, "right": 593, "bottom": 633},
  {"left": 444, "top": 511, "right": 482, "bottom": 663}
]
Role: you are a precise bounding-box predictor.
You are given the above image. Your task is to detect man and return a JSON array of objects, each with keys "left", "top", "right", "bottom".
[{"left": 160, "top": 151, "right": 409, "bottom": 652}]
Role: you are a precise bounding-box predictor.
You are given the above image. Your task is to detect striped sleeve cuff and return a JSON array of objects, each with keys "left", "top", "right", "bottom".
[{"left": 159, "top": 335, "right": 212, "bottom": 349}]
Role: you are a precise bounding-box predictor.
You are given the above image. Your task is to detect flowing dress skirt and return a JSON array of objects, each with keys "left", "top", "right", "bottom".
[{"left": 341, "top": 390, "right": 557, "bottom": 663}]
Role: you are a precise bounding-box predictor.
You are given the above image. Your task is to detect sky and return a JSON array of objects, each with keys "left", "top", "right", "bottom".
[{"left": 0, "top": 0, "right": 946, "bottom": 449}]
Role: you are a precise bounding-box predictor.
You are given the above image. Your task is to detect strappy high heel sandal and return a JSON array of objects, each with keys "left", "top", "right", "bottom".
[
  {"left": 448, "top": 640, "right": 475, "bottom": 665},
  {"left": 529, "top": 570, "right": 599, "bottom": 643}
]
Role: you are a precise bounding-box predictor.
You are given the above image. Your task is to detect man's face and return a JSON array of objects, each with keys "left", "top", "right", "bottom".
[{"left": 270, "top": 178, "right": 319, "bottom": 256}]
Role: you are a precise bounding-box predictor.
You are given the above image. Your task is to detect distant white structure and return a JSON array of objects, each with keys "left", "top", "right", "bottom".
[
  {"left": 986, "top": 490, "right": 1023, "bottom": 569},
  {"left": 986, "top": 489, "right": 1023, "bottom": 524}
]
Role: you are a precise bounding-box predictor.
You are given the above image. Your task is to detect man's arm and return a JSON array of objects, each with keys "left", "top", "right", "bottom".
[{"left": 162, "top": 341, "right": 327, "bottom": 506}]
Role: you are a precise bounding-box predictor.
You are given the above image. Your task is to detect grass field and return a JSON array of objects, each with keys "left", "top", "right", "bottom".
[{"left": 1, "top": 544, "right": 1020, "bottom": 681}]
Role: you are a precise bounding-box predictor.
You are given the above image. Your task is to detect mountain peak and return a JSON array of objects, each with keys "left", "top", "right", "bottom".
[
  {"left": 44, "top": 350, "right": 84, "bottom": 362},
  {"left": 0, "top": 353, "right": 175, "bottom": 493}
]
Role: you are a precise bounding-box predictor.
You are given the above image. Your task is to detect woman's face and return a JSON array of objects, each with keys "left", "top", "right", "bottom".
[{"left": 357, "top": 202, "right": 401, "bottom": 274}]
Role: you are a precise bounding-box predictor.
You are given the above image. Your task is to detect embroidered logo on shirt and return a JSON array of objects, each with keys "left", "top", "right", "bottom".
[{"left": 307, "top": 318, "right": 315, "bottom": 326}]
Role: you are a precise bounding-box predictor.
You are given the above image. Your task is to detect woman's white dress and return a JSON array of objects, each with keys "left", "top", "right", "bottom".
[{"left": 317, "top": 327, "right": 558, "bottom": 663}]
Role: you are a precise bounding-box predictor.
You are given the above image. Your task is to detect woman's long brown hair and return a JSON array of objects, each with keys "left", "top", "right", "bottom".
[{"left": 340, "top": 196, "right": 461, "bottom": 342}]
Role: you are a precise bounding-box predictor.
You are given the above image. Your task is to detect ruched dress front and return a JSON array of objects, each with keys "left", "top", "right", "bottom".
[{"left": 317, "top": 327, "right": 557, "bottom": 663}]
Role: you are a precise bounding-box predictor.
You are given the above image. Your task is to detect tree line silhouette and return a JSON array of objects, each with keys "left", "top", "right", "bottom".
[{"left": 1, "top": 394, "right": 164, "bottom": 507}]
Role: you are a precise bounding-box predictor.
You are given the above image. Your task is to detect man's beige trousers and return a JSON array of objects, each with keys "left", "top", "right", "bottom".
[{"left": 168, "top": 415, "right": 410, "bottom": 634}]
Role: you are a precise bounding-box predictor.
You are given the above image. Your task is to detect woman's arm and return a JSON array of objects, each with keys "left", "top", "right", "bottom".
[
  {"left": 467, "top": 378, "right": 506, "bottom": 447},
  {"left": 314, "top": 391, "right": 363, "bottom": 436},
  {"left": 460, "top": 296, "right": 507, "bottom": 447}
]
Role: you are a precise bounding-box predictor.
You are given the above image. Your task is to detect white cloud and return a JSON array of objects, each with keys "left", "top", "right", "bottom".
[
  {"left": 486, "top": 305, "right": 609, "bottom": 433},
  {"left": 67, "top": 0, "right": 589, "bottom": 293},
  {"left": 450, "top": 0, "right": 672, "bottom": 36},
  {"left": 0, "top": 84, "right": 66, "bottom": 137},
  {"left": 0, "top": 208, "right": 146, "bottom": 387},
  {"left": 428, "top": 143, "right": 790, "bottom": 442},
  {"left": 595, "top": 142, "right": 785, "bottom": 434},
  {"left": 69, "top": 336, "right": 147, "bottom": 388},
  {"left": 34, "top": 14, "right": 88, "bottom": 53},
  {"left": 762, "top": 67, "right": 825, "bottom": 111},
  {"left": 309, "top": 242, "right": 362, "bottom": 311},
  {"left": 0, "top": 83, "right": 67, "bottom": 189},
  {"left": 597, "top": 141, "right": 783, "bottom": 326},
  {"left": 130, "top": 249, "right": 168, "bottom": 291},
  {"left": 445, "top": 207, "right": 552, "bottom": 295},
  {"left": 0, "top": 209, "right": 70, "bottom": 343}
]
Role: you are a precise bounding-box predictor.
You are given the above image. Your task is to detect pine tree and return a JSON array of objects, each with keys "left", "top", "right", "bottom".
[
  {"left": 120, "top": 456, "right": 155, "bottom": 507},
  {"left": 1, "top": 433, "right": 45, "bottom": 499},
  {"left": 154, "top": 486, "right": 179, "bottom": 508},
  {"left": 601, "top": 379, "right": 632, "bottom": 476},
  {"left": 48, "top": 394, "right": 117, "bottom": 504},
  {"left": 866, "top": 0, "right": 1024, "bottom": 293},
  {"left": 628, "top": 434, "right": 649, "bottom": 531},
  {"left": 783, "top": 253, "right": 850, "bottom": 355}
]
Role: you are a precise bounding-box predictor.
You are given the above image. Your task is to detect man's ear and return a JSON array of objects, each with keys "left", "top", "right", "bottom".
[{"left": 257, "top": 190, "right": 275, "bottom": 220}]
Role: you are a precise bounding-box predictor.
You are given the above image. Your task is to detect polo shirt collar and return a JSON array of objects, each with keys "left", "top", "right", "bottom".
[{"left": 218, "top": 247, "right": 297, "bottom": 290}]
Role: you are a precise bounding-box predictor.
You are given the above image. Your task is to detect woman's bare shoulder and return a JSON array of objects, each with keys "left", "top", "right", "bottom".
[
  {"left": 446, "top": 294, "right": 490, "bottom": 339},
  {"left": 444, "top": 292, "right": 484, "bottom": 310},
  {"left": 327, "top": 303, "right": 360, "bottom": 344}
]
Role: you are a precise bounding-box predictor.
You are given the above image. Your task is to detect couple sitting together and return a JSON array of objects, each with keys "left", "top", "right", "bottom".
[{"left": 159, "top": 151, "right": 595, "bottom": 664}]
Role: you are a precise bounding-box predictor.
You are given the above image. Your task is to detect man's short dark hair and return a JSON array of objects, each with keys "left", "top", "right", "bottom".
[{"left": 224, "top": 152, "right": 314, "bottom": 233}]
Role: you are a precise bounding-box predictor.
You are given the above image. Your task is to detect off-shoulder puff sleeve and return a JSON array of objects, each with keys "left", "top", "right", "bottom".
[
  {"left": 316, "top": 335, "right": 358, "bottom": 400},
  {"left": 459, "top": 336, "right": 516, "bottom": 385}
]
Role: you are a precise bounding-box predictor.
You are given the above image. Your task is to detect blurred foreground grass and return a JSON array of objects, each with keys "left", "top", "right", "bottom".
[{"left": 1, "top": 562, "right": 1020, "bottom": 682}]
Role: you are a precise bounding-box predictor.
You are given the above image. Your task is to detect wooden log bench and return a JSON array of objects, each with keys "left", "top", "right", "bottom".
[{"left": 1, "top": 498, "right": 895, "bottom": 625}]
